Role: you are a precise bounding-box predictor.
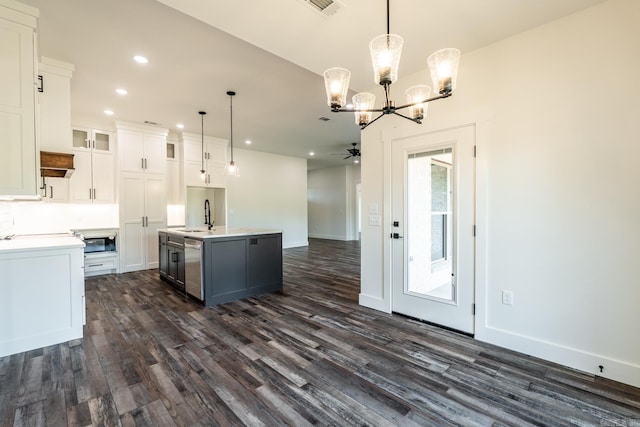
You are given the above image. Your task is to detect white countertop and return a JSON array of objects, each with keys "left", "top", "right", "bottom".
[
  {"left": 0, "top": 233, "right": 85, "bottom": 253},
  {"left": 160, "top": 226, "right": 282, "bottom": 239}
]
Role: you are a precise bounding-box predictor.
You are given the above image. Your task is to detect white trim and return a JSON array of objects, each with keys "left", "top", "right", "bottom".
[
  {"left": 115, "top": 121, "right": 168, "bottom": 137},
  {"left": 359, "top": 293, "right": 391, "bottom": 313},
  {"left": 308, "top": 233, "right": 351, "bottom": 241},
  {"left": 477, "top": 326, "right": 640, "bottom": 388},
  {"left": 283, "top": 240, "right": 308, "bottom": 249}
]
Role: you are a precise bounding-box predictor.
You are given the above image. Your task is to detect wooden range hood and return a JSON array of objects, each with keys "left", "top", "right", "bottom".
[{"left": 40, "top": 151, "right": 75, "bottom": 178}]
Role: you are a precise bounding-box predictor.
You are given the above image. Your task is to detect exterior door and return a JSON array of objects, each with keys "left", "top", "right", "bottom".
[{"left": 391, "top": 125, "right": 475, "bottom": 333}]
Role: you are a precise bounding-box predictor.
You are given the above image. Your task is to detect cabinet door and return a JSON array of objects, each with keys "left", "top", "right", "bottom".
[
  {"left": 118, "top": 131, "right": 145, "bottom": 173},
  {"left": 144, "top": 175, "right": 166, "bottom": 269},
  {"left": 39, "top": 70, "right": 72, "bottom": 153},
  {"left": 166, "top": 159, "right": 180, "bottom": 204},
  {"left": 69, "top": 150, "right": 92, "bottom": 202},
  {"left": 120, "top": 173, "right": 145, "bottom": 272},
  {"left": 91, "top": 151, "right": 114, "bottom": 203},
  {"left": 41, "top": 177, "right": 69, "bottom": 202},
  {"left": 92, "top": 130, "right": 112, "bottom": 153},
  {"left": 143, "top": 134, "right": 166, "bottom": 175},
  {"left": 72, "top": 128, "right": 90, "bottom": 150},
  {"left": 0, "top": 18, "right": 37, "bottom": 196},
  {"left": 184, "top": 160, "right": 206, "bottom": 187},
  {"left": 183, "top": 141, "right": 202, "bottom": 163},
  {"left": 206, "top": 239, "right": 247, "bottom": 298},
  {"left": 159, "top": 236, "right": 168, "bottom": 277},
  {"left": 248, "top": 235, "right": 283, "bottom": 289}
]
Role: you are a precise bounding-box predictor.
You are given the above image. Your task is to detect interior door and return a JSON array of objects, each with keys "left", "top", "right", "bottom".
[{"left": 391, "top": 125, "right": 475, "bottom": 333}]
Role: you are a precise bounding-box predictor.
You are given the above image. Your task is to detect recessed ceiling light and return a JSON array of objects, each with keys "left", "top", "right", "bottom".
[
  {"left": 104, "top": 109, "right": 114, "bottom": 116},
  {"left": 354, "top": 159, "right": 360, "bottom": 164},
  {"left": 176, "top": 123, "right": 184, "bottom": 129},
  {"left": 309, "top": 152, "right": 315, "bottom": 156},
  {"left": 115, "top": 88, "right": 128, "bottom": 95},
  {"left": 133, "top": 55, "right": 148, "bottom": 64},
  {"left": 245, "top": 140, "right": 252, "bottom": 145}
]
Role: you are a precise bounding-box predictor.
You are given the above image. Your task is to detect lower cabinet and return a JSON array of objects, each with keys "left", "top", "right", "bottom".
[
  {"left": 158, "top": 232, "right": 185, "bottom": 292},
  {"left": 0, "top": 243, "right": 85, "bottom": 358},
  {"left": 203, "top": 233, "right": 282, "bottom": 307}
]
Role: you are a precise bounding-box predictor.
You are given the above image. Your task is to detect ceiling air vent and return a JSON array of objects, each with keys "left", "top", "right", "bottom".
[{"left": 302, "top": 0, "right": 343, "bottom": 16}]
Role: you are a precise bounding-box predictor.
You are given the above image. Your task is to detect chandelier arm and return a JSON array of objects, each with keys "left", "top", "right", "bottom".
[
  {"left": 360, "top": 112, "right": 386, "bottom": 130},
  {"left": 331, "top": 107, "right": 386, "bottom": 113},
  {"left": 393, "top": 111, "right": 421, "bottom": 124},
  {"left": 394, "top": 92, "right": 452, "bottom": 111}
]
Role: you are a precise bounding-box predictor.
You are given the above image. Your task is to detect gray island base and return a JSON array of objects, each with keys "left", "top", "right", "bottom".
[{"left": 159, "top": 227, "right": 283, "bottom": 306}]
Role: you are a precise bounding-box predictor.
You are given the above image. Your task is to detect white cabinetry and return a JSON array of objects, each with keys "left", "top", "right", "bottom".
[
  {"left": 117, "top": 122, "right": 168, "bottom": 272},
  {"left": 38, "top": 57, "right": 74, "bottom": 153},
  {"left": 70, "top": 127, "right": 114, "bottom": 203},
  {"left": 166, "top": 136, "right": 182, "bottom": 205},
  {"left": 180, "top": 132, "right": 227, "bottom": 188},
  {"left": 0, "top": 1, "right": 38, "bottom": 197},
  {"left": 38, "top": 57, "right": 74, "bottom": 203},
  {"left": 118, "top": 124, "right": 166, "bottom": 175},
  {"left": 41, "top": 177, "right": 68, "bottom": 202},
  {"left": 0, "top": 236, "right": 85, "bottom": 357}
]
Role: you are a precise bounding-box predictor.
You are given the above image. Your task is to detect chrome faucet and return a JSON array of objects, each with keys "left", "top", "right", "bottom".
[{"left": 204, "top": 199, "right": 213, "bottom": 230}]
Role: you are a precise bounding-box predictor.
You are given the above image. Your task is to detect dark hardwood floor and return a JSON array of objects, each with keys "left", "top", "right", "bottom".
[{"left": 1, "top": 238, "right": 639, "bottom": 426}]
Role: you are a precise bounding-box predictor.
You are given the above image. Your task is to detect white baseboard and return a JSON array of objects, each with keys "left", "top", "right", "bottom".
[
  {"left": 308, "top": 233, "right": 350, "bottom": 241},
  {"left": 283, "top": 240, "right": 309, "bottom": 249},
  {"left": 477, "top": 325, "right": 640, "bottom": 388}
]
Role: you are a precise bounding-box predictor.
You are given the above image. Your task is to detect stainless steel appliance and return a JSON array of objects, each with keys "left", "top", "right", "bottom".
[{"left": 184, "top": 238, "right": 203, "bottom": 301}]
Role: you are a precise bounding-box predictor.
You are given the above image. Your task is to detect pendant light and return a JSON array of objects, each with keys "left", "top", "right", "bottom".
[
  {"left": 224, "top": 90, "right": 240, "bottom": 177},
  {"left": 199, "top": 111, "right": 206, "bottom": 181},
  {"left": 323, "top": 0, "right": 460, "bottom": 129}
]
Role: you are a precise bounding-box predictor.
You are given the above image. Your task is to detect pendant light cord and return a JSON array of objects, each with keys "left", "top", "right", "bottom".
[
  {"left": 227, "top": 91, "right": 236, "bottom": 163},
  {"left": 199, "top": 111, "right": 206, "bottom": 172},
  {"left": 386, "top": 0, "right": 390, "bottom": 35}
]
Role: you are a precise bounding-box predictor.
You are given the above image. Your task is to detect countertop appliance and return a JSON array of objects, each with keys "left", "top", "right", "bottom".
[{"left": 184, "top": 238, "right": 203, "bottom": 301}]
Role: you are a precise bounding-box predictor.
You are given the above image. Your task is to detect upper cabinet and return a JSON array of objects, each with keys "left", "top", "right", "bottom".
[
  {"left": 180, "top": 132, "right": 227, "bottom": 188},
  {"left": 117, "top": 122, "right": 168, "bottom": 175},
  {"left": 0, "top": 0, "right": 39, "bottom": 197},
  {"left": 69, "top": 126, "right": 114, "bottom": 203},
  {"left": 38, "top": 57, "right": 74, "bottom": 153}
]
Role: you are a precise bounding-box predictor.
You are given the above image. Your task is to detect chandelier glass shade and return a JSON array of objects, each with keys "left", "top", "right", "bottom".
[{"left": 323, "top": 0, "right": 460, "bottom": 129}]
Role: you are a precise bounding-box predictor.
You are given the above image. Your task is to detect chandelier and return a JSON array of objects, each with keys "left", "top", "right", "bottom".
[{"left": 323, "top": 0, "right": 460, "bottom": 129}]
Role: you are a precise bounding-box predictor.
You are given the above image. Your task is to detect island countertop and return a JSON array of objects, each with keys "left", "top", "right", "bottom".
[{"left": 159, "top": 226, "right": 282, "bottom": 240}]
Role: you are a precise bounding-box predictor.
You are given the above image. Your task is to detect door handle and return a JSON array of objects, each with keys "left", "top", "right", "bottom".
[
  {"left": 50, "top": 186, "right": 53, "bottom": 199},
  {"left": 391, "top": 233, "right": 403, "bottom": 239}
]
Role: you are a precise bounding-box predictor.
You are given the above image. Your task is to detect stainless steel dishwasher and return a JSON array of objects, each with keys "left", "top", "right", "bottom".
[{"left": 184, "top": 238, "right": 203, "bottom": 301}]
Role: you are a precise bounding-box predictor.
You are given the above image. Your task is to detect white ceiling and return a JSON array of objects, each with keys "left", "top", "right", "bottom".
[{"left": 23, "top": 0, "right": 604, "bottom": 169}]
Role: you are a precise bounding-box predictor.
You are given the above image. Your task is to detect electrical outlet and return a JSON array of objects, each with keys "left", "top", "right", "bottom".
[{"left": 502, "top": 290, "right": 514, "bottom": 305}]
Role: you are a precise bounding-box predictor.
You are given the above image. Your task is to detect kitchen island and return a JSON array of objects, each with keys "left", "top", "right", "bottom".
[
  {"left": 158, "top": 227, "right": 282, "bottom": 307},
  {"left": 0, "top": 234, "right": 85, "bottom": 357}
]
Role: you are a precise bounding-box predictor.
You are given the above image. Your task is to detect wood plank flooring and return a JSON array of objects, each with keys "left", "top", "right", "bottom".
[{"left": 1, "top": 238, "right": 640, "bottom": 426}]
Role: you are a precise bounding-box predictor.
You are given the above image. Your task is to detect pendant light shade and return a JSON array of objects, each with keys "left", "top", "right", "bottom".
[
  {"left": 369, "top": 34, "right": 403, "bottom": 85},
  {"left": 224, "top": 91, "right": 240, "bottom": 177},
  {"left": 352, "top": 92, "right": 376, "bottom": 127},
  {"left": 427, "top": 48, "right": 461, "bottom": 94},
  {"left": 405, "top": 85, "right": 431, "bottom": 121},
  {"left": 324, "top": 67, "right": 351, "bottom": 110}
]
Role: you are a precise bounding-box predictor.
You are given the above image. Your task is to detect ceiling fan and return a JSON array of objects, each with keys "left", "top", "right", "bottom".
[{"left": 331, "top": 142, "right": 361, "bottom": 160}]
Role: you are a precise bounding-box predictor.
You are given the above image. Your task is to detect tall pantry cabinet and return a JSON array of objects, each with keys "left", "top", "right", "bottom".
[
  {"left": 0, "top": 0, "right": 38, "bottom": 197},
  {"left": 117, "top": 122, "right": 168, "bottom": 272}
]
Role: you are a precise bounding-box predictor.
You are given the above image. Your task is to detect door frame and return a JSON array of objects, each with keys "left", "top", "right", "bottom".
[{"left": 378, "top": 110, "right": 491, "bottom": 337}]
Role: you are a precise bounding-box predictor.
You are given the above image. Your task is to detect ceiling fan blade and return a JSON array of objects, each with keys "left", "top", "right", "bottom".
[{"left": 344, "top": 155, "right": 351, "bottom": 159}]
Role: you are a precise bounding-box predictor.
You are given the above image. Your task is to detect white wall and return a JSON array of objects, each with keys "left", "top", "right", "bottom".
[
  {"left": 360, "top": 0, "right": 640, "bottom": 387},
  {"left": 226, "top": 148, "right": 308, "bottom": 248},
  {"left": 308, "top": 165, "right": 361, "bottom": 241}
]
